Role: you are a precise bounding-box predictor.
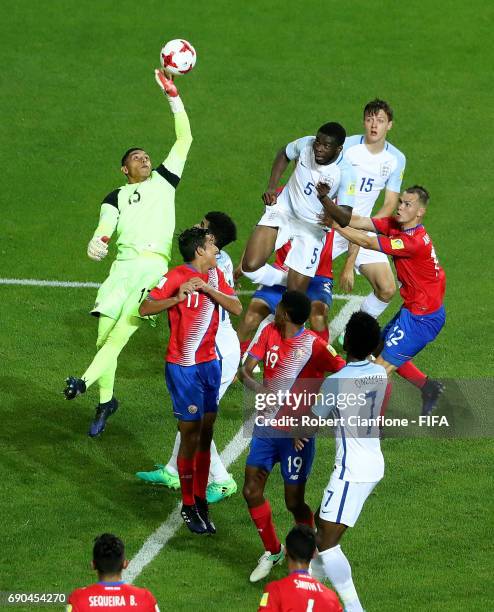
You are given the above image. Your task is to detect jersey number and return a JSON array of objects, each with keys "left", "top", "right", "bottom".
[
  {"left": 186, "top": 291, "right": 200, "bottom": 308},
  {"left": 306, "top": 600, "right": 315, "bottom": 612},
  {"left": 310, "top": 247, "right": 319, "bottom": 265},
  {"left": 359, "top": 177, "right": 375, "bottom": 192},
  {"left": 304, "top": 181, "right": 315, "bottom": 195},
  {"left": 287, "top": 456, "right": 303, "bottom": 473},
  {"left": 386, "top": 323, "right": 404, "bottom": 347},
  {"left": 365, "top": 390, "right": 377, "bottom": 435},
  {"left": 266, "top": 350, "right": 279, "bottom": 369},
  {"left": 430, "top": 246, "right": 440, "bottom": 276}
]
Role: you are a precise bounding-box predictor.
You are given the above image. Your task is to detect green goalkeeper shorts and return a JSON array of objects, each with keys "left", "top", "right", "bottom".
[{"left": 91, "top": 253, "right": 168, "bottom": 320}]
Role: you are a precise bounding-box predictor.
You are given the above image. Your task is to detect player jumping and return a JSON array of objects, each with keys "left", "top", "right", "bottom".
[
  {"left": 136, "top": 212, "right": 239, "bottom": 503},
  {"left": 238, "top": 291, "right": 345, "bottom": 582},
  {"left": 63, "top": 70, "right": 191, "bottom": 437},
  {"left": 241, "top": 123, "right": 355, "bottom": 293},
  {"left": 330, "top": 185, "right": 446, "bottom": 414},
  {"left": 139, "top": 227, "right": 242, "bottom": 534}
]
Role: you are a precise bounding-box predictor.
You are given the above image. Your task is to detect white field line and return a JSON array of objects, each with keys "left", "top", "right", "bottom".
[
  {"left": 122, "top": 293, "right": 365, "bottom": 584},
  {"left": 0, "top": 277, "right": 355, "bottom": 302}
]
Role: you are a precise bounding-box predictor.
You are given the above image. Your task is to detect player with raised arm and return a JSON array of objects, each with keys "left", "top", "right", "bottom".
[
  {"left": 308, "top": 312, "right": 387, "bottom": 612},
  {"left": 136, "top": 212, "right": 239, "bottom": 503},
  {"left": 241, "top": 123, "right": 355, "bottom": 293},
  {"left": 67, "top": 533, "right": 159, "bottom": 611},
  {"left": 334, "top": 99, "right": 406, "bottom": 324},
  {"left": 63, "top": 70, "right": 192, "bottom": 438},
  {"left": 258, "top": 525, "right": 342, "bottom": 612},
  {"left": 139, "top": 227, "right": 242, "bottom": 534},
  {"left": 331, "top": 185, "right": 446, "bottom": 414},
  {"left": 238, "top": 291, "right": 345, "bottom": 582}
]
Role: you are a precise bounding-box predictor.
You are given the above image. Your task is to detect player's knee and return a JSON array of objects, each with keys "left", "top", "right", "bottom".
[
  {"left": 242, "top": 481, "right": 261, "bottom": 505},
  {"left": 241, "top": 258, "right": 260, "bottom": 274},
  {"left": 375, "top": 284, "right": 396, "bottom": 302}
]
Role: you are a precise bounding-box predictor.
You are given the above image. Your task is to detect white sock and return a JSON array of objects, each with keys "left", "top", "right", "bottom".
[
  {"left": 243, "top": 264, "right": 287, "bottom": 287},
  {"left": 208, "top": 440, "right": 230, "bottom": 483},
  {"left": 165, "top": 431, "right": 180, "bottom": 476},
  {"left": 360, "top": 291, "right": 390, "bottom": 318},
  {"left": 319, "top": 545, "right": 363, "bottom": 612}
]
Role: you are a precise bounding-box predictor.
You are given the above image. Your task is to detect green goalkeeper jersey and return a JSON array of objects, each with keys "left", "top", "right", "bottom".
[{"left": 93, "top": 110, "right": 192, "bottom": 262}]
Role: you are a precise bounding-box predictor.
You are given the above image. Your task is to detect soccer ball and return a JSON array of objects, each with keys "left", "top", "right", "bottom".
[{"left": 160, "top": 39, "right": 197, "bottom": 75}]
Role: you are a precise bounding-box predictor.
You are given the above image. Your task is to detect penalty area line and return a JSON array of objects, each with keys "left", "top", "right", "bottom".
[{"left": 123, "top": 294, "right": 365, "bottom": 584}]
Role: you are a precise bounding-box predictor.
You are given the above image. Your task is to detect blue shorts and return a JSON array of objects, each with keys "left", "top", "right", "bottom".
[
  {"left": 381, "top": 306, "right": 446, "bottom": 367},
  {"left": 253, "top": 276, "right": 333, "bottom": 314},
  {"left": 246, "top": 436, "right": 315, "bottom": 484},
  {"left": 165, "top": 360, "right": 221, "bottom": 421}
]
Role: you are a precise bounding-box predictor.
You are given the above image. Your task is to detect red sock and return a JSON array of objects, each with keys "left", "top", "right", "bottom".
[
  {"left": 177, "top": 457, "right": 194, "bottom": 505},
  {"left": 240, "top": 339, "right": 251, "bottom": 356},
  {"left": 296, "top": 511, "right": 315, "bottom": 528},
  {"left": 312, "top": 328, "right": 330, "bottom": 344},
  {"left": 380, "top": 382, "right": 393, "bottom": 417},
  {"left": 396, "top": 361, "right": 427, "bottom": 389},
  {"left": 193, "top": 450, "right": 211, "bottom": 500},
  {"left": 248, "top": 500, "right": 281, "bottom": 554}
]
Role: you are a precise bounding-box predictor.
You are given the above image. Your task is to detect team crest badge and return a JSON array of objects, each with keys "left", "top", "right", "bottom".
[
  {"left": 188, "top": 405, "right": 198, "bottom": 414},
  {"left": 380, "top": 162, "right": 392, "bottom": 178},
  {"left": 293, "top": 348, "right": 305, "bottom": 359},
  {"left": 320, "top": 175, "right": 334, "bottom": 190}
]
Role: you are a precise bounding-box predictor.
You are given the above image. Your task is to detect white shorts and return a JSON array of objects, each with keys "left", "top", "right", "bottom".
[
  {"left": 318, "top": 471, "right": 380, "bottom": 527},
  {"left": 258, "top": 190, "right": 326, "bottom": 278},
  {"left": 216, "top": 327, "right": 240, "bottom": 401},
  {"left": 332, "top": 232, "right": 389, "bottom": 273}
]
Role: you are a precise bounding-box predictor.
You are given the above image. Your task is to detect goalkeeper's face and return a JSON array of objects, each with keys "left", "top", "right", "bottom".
[{"left": 121, "top": 149, "right": 152, "bottom": 183}]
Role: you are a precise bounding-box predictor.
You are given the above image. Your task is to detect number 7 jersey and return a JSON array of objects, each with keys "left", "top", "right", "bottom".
[{"left": 149, "top": 264, "right": 235, "bottom": 366}]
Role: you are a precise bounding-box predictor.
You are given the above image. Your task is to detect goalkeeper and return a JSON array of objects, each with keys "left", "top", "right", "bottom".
[{"left": 63, "top": 69, "right": 192, "bottom": 437}]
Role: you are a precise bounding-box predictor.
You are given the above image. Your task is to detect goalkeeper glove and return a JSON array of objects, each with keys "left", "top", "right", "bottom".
[
  {"left": 155, "top": 69, "right": 178, "bottom": 97},
  {"left": 87, "top": 236, "right": 109, "bottom": 261}
]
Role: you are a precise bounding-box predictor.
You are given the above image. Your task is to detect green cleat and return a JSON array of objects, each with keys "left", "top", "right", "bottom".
[
  {"left": 135, "top": 465, "right": 180, "bottom": 489},
  {"left": 206, "top": 475, "right": 238, "bottom": 504}
]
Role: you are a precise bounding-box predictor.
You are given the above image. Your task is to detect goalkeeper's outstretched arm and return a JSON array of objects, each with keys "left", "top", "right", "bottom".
[{"left": 155, "top": 69, "right": 192, "bottom": 179}]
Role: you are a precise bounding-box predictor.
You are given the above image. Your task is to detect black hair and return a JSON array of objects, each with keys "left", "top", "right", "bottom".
[
  {"left": 280, "top": 290, "right": 311, "bottom": 326},
  {"left": 317, "top": 122, "right": 346, "bottom": 146},
  {"left": 121, "top": 147, "right": 145, "bottom": 167},
  {"left": 285, "top": 525, "right": 317, "bottom": 564},
  {"left": 363, "top": 99, "right": 394, "bottom": 122},
  {"left": 178, "top": 227, "right": 211, "bottom": 263},
  {"left": 204, "top": 211, "right": 237, "bottom": 250},
  {"left": 93, "top": 534, "right": 125, "bottom": 574},
  {"left": 344, "top": 311, "right": 381, "bottom": 360},
  {"left": 404, "top": 185, "right": 430, "bottom": 206}
]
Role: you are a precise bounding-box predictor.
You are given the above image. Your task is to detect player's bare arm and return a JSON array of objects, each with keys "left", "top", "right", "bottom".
[
  {"left": 339, "top": 242, "right": 359, "bottom": 293},
  {"left": 315, "top": 182, "right": 352, "bottom": 227},
  {"left": 138, "top": 281, "right": 194, "bottom": 316},
  {"left": 237, "top": 356, "right": 268, "bottom": 396},
  {"left": 373, "top": 189, "right": 400, "bottom": 219},
  {"left": 191, "top": 278, "right": 243, "bottom": 316},
  {"left": 335, "top": 224, "right": 380, "bottom": 251},
  {"left": 262, "top": 148, "right": 290, "bottom": 205}
]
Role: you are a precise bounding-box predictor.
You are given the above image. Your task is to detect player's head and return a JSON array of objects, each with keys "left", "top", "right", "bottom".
[
  {"left": 285, "top": 525, "right": 317, "bottom": 566},
  {"left": 343, "top": 311, "right": 381, "bottom": 360},
  {"left": 178, "top": 226, "right": 219, "bottom": 267},
  {"left": 313, "top": 122, "right": 346, "bottom": 165},
  {"left": 395, "top": 185, "right": 430, "bottom": 226},
  {"left": 275, "top": 290, "right": 311, "bottom": 329},
  {"left": 121, "top": 147, "right": 152, "bottom": 183},
  {"left": 92, "top": 533, "right": 128, "bottom": 577},
  {"left": 363, "top": 99, "right": 394, "bottom": 143},
  {"left": 197, "top": 212, "right": 237, "bottom": 250}
]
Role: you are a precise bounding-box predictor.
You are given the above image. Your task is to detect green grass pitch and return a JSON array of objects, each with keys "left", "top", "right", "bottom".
[{"left": 1, "top": 0, "right": 493, "bottom": 610}]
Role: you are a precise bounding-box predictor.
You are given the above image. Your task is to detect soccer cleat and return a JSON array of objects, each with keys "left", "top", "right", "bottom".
[
  {"left": 420, "top": 378, "right": 445, "bottom": 416},
  {"left": 337, "top": 332, "right": 345, "bottom": 346},
  {"left": 180, "top": 504, "right": 208, "bottom": 535},
  {"left": 135, "top": 465, "right": 180, "bottom": 489},
  {"left": 206, "top": 475, "right": 238, "bottom": 504},
  {"left": 249, "top": 546, "right": 285, "bottom": 583},
  {"left": 195, "top": 496, "right": 216, "bottom": 534},
  {"left": 64, "top": 376, "right": 86, "bottom": 400},
  {"left": 88, "top": 397, "right": 119, "bottom": 437}
]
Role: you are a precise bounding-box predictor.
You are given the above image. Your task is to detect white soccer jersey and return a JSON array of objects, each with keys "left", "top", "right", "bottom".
[
  {"left": 343, "top": 135, "right": 406, "bottom": 217},
  {"left": 313, "top": 360, "right": 387, "bottom": 482},
  {"left": 284, "top": 136, "right": 355, "bottom": 224},
  {"left": 215, "top": 249, "right": 238, "bottom": 348}
]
